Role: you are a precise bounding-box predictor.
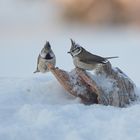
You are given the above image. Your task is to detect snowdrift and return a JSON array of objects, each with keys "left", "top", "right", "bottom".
[{"left": 0, "top": 76, "right": 140, "bottom": 140}]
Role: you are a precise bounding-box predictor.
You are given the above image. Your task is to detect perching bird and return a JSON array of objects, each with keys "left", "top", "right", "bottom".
[
  {"left": 34, "top": 41, "right": 56, "bottom": 73},
  {"left": 68, "top": 39, "right": 118, "bottom": 70}
]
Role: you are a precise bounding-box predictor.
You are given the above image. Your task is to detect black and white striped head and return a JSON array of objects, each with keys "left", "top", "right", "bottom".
[
  {"left": 40, "top": 41, "right": 53, "bottom": 59},
  {"left": 68, "top": 39, "right": 83, "bottom": 57}
]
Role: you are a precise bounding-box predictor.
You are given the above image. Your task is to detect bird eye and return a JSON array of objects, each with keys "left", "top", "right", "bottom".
[{"left": 77, "top": 47, "right": 80, "bottom": 50}]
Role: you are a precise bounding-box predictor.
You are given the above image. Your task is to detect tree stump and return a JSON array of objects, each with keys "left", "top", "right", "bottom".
[{"left": 47, "top": 62, "right": 136, "bottom": 107}]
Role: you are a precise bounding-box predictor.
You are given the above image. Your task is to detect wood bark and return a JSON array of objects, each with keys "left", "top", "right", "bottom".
[{"left": 47, "top": 62, "right": 136, "bottom": 107}]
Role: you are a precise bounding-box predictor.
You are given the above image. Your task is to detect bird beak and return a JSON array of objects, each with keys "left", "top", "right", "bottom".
[{"left": 67, "top": 51, "right": 73, "bottom": 56}]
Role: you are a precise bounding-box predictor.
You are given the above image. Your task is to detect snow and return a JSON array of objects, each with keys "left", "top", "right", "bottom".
[
  {"left": 0, "top": 0, "right": 140, "bottom": 139},
  {"left": 0, "top": 68, "right": 140, "bottom": 140},
  {"left": 0, "top": 80, "right": 140, "bottom": 140},
  {"left": 89, "top": 71, "right": 118, "bottom": 94},
  {"left": 69, "top": 70, "right": 87, "bottom": 95}
]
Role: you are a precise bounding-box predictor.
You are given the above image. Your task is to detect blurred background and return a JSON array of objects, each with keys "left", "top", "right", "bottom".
[
  {"left": 0, "top": 0, "right": 140, "bottom": 84},
  {"left": 55, "top": 0, "right": 140, "bottom": 25}
]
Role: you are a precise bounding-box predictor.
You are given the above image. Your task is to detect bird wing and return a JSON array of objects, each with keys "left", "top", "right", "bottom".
[
  {"left": 79, "top": 50, "right": 107, "bottom": 64},
  {"left": 34, "top": 55, "right": 40, "bottom": 73}
]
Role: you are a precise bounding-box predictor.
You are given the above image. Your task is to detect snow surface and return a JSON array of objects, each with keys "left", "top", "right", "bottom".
[
  {"left": 0, "top": 76, "right": 140, "bottom": 140},
  {"left": 69, "top": 70, "right": 88, "bottom": 95},
  {"left": 1, "top": 0, "right": 140, "bottom": 140}
]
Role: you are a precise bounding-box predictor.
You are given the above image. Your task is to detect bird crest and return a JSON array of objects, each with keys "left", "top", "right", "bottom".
[
  {"left": 70, "top": 39, "right": 79, "bottom": 49},
  {"left": 69, "top": 39, "right": 82, "bottom": 56},
  {"left": 44, "top": 41, "right": 51, "bottom": 50}
]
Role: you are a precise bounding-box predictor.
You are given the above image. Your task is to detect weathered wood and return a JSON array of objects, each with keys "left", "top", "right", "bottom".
[
  {"left": 94, "top": 62, "right": 136, "bottom": 107},
  {"left": 47, "top": 63, "right": 136, "bottom": 107},
  {"left": 47, "top": 63, "right": 98, "bottom": 104}
]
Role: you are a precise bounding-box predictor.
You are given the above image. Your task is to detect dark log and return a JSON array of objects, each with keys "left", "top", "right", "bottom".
[{"left": 47, "top": 62, "right": 136, "bottom": 107}]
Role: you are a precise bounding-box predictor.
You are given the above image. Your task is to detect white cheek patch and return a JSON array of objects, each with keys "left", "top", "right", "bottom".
[
  {"left": 72, "top": 48, "right": 82, "bottom": 57},
  {"left": 40, "top": 52, "right": 46, "bottom": 58},
  {"left": 50, "top": 52, "right": 55, "bottom": 57},
  {"left": 40, "top": 51, "right": 55, "bottom": 59}
]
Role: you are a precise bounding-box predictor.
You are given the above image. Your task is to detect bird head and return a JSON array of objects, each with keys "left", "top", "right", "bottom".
[
  {"left": 68, "top": 39, "right": 82, "bottom": 57},
  {"left": 40, "top": 41, "right": 52, "bottom": 58}
]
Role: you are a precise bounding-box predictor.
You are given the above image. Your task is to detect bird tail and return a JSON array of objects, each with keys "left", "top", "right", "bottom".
[
  {"left": 33, "top": 69, "right": 39, "bottom": 73},
  {"left": 105, "top": 56, "right": 119, "bottom": 59}
]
